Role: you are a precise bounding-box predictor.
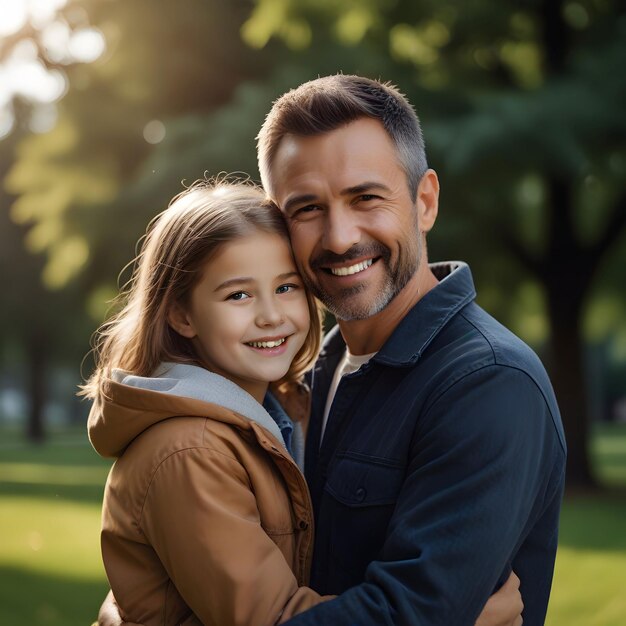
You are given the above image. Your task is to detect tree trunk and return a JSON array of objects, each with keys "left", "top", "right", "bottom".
[
  {"left": 541, "top": 177, "right": 596, "bottom": 489},
  {"left": 535, "top": 0, "right": 597, "bottom": 490},
  {"left": 26, "top": 331, "right": 46, "bottom": 443},
  {"left": 545, "top": 293, "right": 595, "bottom": 489}
]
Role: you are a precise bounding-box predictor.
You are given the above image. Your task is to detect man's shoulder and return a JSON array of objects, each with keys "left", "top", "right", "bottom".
[
  {"left": 436, "top": 302, "right": 562, "bottom": 422},
  {"left": 422, "top": 303, "right": 566, "bottom": 452},
  {"left": 450, "top": 302, "right": 547, "bottom": 377},
  {"left": 419, "top": 300, "right": 559, "bottom": 410}
]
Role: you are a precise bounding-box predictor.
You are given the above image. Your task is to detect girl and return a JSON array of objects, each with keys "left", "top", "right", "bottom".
[
  {"left": 83, "top": 181, "right": 326, "bottom": 625},
  {"left": 85, "top": 180, "right": 523, "bottom": 626}
]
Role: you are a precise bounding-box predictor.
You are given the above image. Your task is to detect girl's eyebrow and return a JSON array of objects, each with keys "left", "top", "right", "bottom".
[
  {"left": 277, "top": 271, "right": 300, "bottom": 281},
  {"left": 214, "top": 272, "right": 300, "bottom": 292},
  {"left": 214, "top": 277, "right": 253, "bottom": 292}
]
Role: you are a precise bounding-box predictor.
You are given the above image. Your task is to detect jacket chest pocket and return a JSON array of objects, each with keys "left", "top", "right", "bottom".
[{"left": 321, "top": 455, "right": 405, "bottom": 582}]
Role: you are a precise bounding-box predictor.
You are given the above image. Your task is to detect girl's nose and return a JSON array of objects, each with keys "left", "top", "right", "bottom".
[{"left": 255, "top": 298, "right": 285, "bottom": 328}]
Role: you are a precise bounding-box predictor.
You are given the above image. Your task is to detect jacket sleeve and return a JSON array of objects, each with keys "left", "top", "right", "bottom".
[
  {"left": 140, "top": 445, "right": 324, "bottom": 626},
  {"left": 284, "top": 365, "right": 566, "bottom": 626}
]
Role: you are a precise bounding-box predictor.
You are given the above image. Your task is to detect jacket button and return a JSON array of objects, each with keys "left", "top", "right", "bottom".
[
  {"left": 355, "top": 487, "right": 366, "bottom": 502},
  {"left": 298, "top": 520, "right": 309, "bottom": 530}
]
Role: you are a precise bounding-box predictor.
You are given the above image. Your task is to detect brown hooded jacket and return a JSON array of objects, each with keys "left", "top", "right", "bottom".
[{"left": 88, "top": 363, "right": 327, "bottom": 626}]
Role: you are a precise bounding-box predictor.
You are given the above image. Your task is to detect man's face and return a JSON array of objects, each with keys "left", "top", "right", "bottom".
[{"left": 266, "top": 117, "right": 423, "bottom": 321}]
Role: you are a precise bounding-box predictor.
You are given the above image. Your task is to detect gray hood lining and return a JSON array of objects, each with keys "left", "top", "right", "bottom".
[{"left": 112, "top": 362, "right": 286, "bottom": 449}]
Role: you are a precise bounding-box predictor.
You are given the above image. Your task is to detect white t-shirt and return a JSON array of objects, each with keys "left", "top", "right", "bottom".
[{"left": 320, "top": 348, "right": 376, "bottom": 444}]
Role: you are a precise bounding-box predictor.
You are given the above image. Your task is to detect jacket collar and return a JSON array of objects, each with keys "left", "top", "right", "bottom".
[
  {"left": 111, "top": 362, "right": 287, "bottom": 448},
  {"left": 319, "top": 262, "right": 476, "bottom": 367}
]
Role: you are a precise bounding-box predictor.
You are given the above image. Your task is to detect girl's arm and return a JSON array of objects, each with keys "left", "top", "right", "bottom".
[{"left": 104, "top": 445, "right": 325, "bottom": 626}]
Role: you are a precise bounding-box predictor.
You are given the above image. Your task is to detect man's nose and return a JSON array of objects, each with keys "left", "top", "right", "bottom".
[{"left": 321, "top": 205, "right": 360, "bottom": 255}]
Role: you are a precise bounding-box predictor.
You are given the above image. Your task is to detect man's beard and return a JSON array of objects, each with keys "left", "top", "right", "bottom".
[{"left": 304, "top": 237, "right": 421, "bottom": 321}]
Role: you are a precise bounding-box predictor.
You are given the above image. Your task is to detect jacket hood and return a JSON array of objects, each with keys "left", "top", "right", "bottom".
[{"left": 88, "top": 362, "right": 286, "bottom": 458}]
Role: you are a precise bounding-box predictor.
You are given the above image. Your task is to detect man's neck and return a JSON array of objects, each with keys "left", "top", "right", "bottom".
[{"left": 337, "top": 264, "right": 439, "bottom": 355}]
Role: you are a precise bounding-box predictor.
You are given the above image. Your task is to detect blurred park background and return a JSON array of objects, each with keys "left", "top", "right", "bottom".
[{"left": 0, "top": 0, "right": 625, "bottom": 624}]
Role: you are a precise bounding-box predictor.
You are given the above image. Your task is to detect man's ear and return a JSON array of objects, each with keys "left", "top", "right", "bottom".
[
  {"left": 167, "top": 302, "right": 196, "bottom": 339},
  {"left": 416, "top": 169, "right": 439, "bottom": 234}
]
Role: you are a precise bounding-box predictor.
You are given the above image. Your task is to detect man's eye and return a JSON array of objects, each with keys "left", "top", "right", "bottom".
[
  {"left": 227, "top": 291, "right": 250, "bottom": 301},
  {"left": 358, "top": 194, "right": 378, "bottom": 202},
  {"left": 276, "top": 283, "right": 298, "bottom": 294},
  {"left": 293, "top": 204, "right": 319, "bottom": 216}
]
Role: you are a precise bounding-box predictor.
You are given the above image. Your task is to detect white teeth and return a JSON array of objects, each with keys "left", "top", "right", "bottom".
[
  {"left": 248, "top": 338, "right": 286, "bottom": 349},
  {"left": 330, "top": 259, "right": 373, "bottom": 276}
]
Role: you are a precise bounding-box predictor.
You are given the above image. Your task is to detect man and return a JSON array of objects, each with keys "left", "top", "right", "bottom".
[
  {"left": 100, "top": 75, "right": 564, "bottom": 625},
  {"left": 257, "top": 75, "right": 565, "bottom": 625}
]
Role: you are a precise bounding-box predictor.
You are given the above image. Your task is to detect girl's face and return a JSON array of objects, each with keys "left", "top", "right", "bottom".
[{"left": 169, "top": 231, "right": 310, "bottom": 402}]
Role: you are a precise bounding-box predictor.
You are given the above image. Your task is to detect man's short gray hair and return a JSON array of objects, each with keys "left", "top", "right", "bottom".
[{"left": 257, "top": 74, "right": 428, "bottom": 200}]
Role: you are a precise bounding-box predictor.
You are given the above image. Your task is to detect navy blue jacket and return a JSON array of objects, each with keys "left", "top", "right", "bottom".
[{"left": 285, "top": 262, "right": 566, "bottom": 626}]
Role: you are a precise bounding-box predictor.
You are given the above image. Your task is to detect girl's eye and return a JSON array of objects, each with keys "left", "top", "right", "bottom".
[
  {"left": 227, "top": 291, "right": 250, "bottom": 301},
  {"left": 276, "top": 283, "right": 298, "bottom": 294}
]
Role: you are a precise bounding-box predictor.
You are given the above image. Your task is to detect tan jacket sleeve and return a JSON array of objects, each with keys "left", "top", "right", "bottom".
[{"left": 140, "top": 446, "right": 324, "bottom": 626}]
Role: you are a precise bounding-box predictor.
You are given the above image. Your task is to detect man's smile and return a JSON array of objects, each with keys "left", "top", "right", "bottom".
[{"left": 327, "top": 258, "right": 375, "bottom": 276}]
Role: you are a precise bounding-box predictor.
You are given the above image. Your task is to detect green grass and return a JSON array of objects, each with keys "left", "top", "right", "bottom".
[
  {"left": 1, "top": 423, "right": 625, "bottom": 625},
  {"left": 0, "top": 428, "right": 112, "bottom": 626},
  {"left": 547, "top": 496, "right": 626, "bottom": 626},
  {"left": 544, "top": 422, "right": 626, "bottom": 626}
]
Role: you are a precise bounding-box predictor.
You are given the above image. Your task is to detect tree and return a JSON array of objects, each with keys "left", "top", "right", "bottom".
[
  {"left": 4, "top": 0, "right": 625, "bottom": 484},
  {"left": 1, "top": 0, "right": 270, "bottom": 438},
  {"left": 241, "top": 0, "right": 626, "bottom": 488},
  {"left": 0, "top": 126, "right": 93, "bottom": 441}
]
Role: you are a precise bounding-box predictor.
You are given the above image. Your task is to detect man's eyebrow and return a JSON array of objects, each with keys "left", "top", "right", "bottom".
[
  {"left": 282, "top": 193, "right": 318, "bottom": 215},
  {"left": 341, "top": 182, "right": 392, "bottom": 196},
  {"left": 282, "top": 182, "right": 391, "bottom": 214}
]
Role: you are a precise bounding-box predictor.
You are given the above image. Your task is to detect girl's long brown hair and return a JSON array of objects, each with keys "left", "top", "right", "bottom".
[{"left": 80, "top": 180, "right": 322, "bottom": 404}]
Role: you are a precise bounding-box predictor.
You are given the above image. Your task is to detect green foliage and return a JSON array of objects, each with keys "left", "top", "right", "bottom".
[
  {"left": 4, "top": 0, "right": 266, "bottom": 294},
  {"left": 241, "top": 0, "right": 626, "bottom": 343},
  {"left": 2, "top": 0, "right": 625, "bottom": 480},
  {"left": 591, "top": 423, "right": 626, "bottom": 486},
  {"left": 8, "top": 0, "right": 624, "bottom": 336}
]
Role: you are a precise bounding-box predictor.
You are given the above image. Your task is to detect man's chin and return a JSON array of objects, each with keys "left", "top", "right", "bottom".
[
  {"left": 324, "top": 291, "right": 390, "bottom": 321},
  {"left": 304, "top": 273, "right": 392, "bottom": 320}
]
